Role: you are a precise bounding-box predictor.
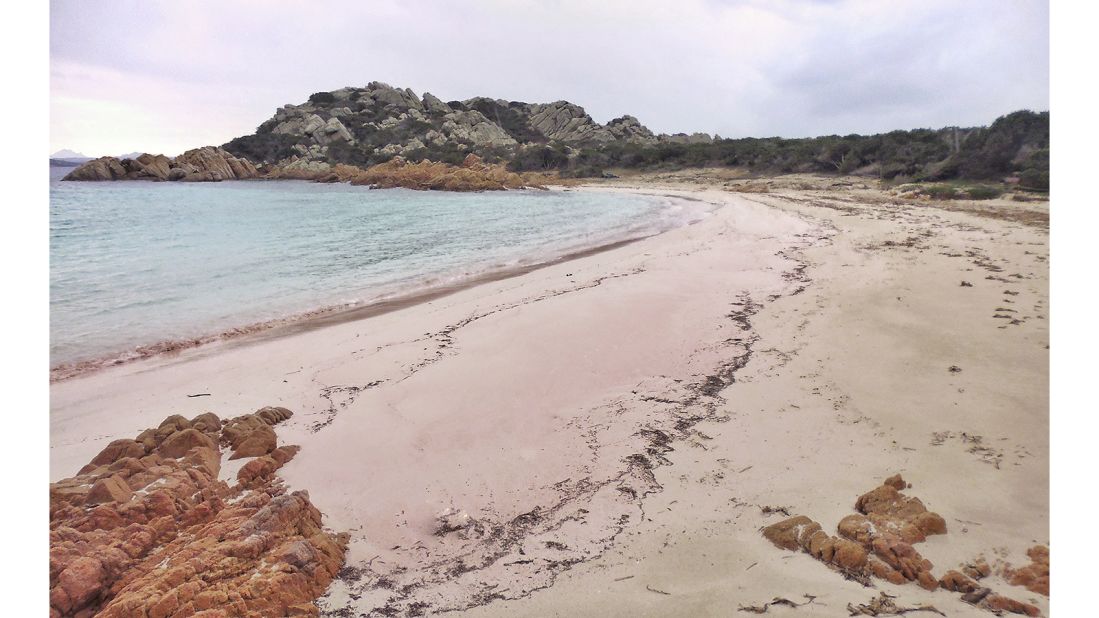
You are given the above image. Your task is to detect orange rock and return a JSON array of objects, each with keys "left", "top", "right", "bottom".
[
  {"left": 57, "top": 556, "right": 105, "bottom": 611},
  {"left": 837, "top": 513, "right": 874, "bottom": 545},
  {"left": 910, "top": 510, "right": 947, "bottom": 536},
  {"left": 87, "top": 475, "right": 132, "bottom": 505},
  {"left": 940, "top": 569, "right": 980, "bottom": 592},
  {"left": 158, "top": 428, "right": 217, "bottom": 458},
  {"left": 868, "top": 556, "right": 907, "bottom": 585},
  {"left": 983, "top": 593, "right": 1040, "bottom": 616},
  {"left": 831, "top": 538, "right": 868, "bottom": 571},
  {"left": 229, "top": 423, "right": 277, "bottom": 459},
  {"left": 190, "top": 412, "right": 222, "bottom": 434},
  {"left": 916, "top": 570, "right": 939, "bottom": 591},
  {"left": 84, "top": 439, "right": 147, "bottom": 470},
  {"left": 884, "top": 474, "right": 908, "bottom": 490},
  {"left": 807, "top": 530, "right": 836, "bottom": 562},
  {"left": 271, "top": 445, "right": 301, "bottom": 465},
  {"left": 50, "top": 409, "right": 345, "bottom": 617},
  {"left": 183, "top": 446, "right": 222, "bottom": 478},
  {"left": 762, "top": 515, "right": 817, "bottom": 551},
  {"left": 238, "top": 456, "right": 278, "bottom": 486},
  {"left": 255, "top": 406, "right": 294, "bottom": 425},
  {"left": 1003, "top": 544, "right": 1049, "bottom": 596}
]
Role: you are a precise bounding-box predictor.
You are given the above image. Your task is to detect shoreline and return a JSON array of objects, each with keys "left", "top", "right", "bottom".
[
  {"left": 51, "top": 185, "right": 820, "bottom": 613},
  {"left": 49, "top": 187, "right": 709, "bottom": 383},
  {"left": 49, "top": 176, "right": 1048, "bottom": 616}
]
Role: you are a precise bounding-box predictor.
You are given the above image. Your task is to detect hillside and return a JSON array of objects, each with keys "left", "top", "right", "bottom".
[{"left": 222, "top": 82, "right": 1049, "bottom": 189}]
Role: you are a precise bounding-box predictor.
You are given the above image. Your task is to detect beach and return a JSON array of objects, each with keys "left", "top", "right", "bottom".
[{"left": 49, "top": 176, "right": 1049, "bottom": 616}]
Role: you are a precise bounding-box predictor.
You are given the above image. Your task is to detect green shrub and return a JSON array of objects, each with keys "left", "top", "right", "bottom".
[
  {"left": 1018, "top": 169, "right": 1049, "bottom": 191},
  {"left": 222, "top": 133, "right": 301, "bottom": 164},
  {"left": 963, "top": 185, "right": 1004, "bottom": 200}
]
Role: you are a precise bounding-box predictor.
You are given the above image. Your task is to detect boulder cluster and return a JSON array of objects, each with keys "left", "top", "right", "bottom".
[
  {"left": 49, "top": 407, "right": 347, "bottom": 617},
  {"left": 226, "top": 81, "right": 701, "bottom": 170},
  {"left": 762, "top": 475, "right": 1045, "bottom": 616},
  {"left": 62, "top": 147, "right": 259, "bottom": 182}
]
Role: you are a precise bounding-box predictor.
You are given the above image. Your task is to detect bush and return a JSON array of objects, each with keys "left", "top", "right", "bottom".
[
  {"left": 1018, "top": 169, "right": 1049, "bottom": 191},
  {"left": 308, "top": 92, "right": 336, "bottom": 105},
  {"left": 222, "top": 133, "right": 301, "bottom": 164},
  {"left": 963, "top": 185, "right": 1004, "bottom": 200}
]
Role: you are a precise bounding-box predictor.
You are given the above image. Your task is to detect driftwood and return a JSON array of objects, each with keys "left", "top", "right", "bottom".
[
  {"left": 847, "top": 592, "right": 945, "bottom": 616},
  {"left": 739, "top": 595, "right": 817, "bottom": 613}
]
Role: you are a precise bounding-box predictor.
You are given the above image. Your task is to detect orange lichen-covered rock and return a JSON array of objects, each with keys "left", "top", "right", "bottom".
[
  {"left": 762, "top": 515, "right": 817, "bottom": 552},
  {"left": 837, "top": 513, "right": 874, "bottom": 546},
  {"left": 1003, "top": 545, "right": 1050, "bottom": 596},
  {"left": 83, "top": 439, "right": 147, "bottom": 470},
  {"left": 854, "top": 476, "right": 946, "bottom": 539},
  {"left": 761, "top": 475, "right": 1047, "bottom": 615},
  {"left": 940, "top": 569, "right": 981, "bottom": 593},
  {"left": 963, "top": 559, "right": 992, "bottom": 580},
  {"left": 868, "top": 555, "right": 907, "bottom": 585},
  {"left": 190, "top": 412, "right": 222, "bottom": 434},
  {"left": 762, "top": 514, "right": 868, "bottom": 574},
  {"left": 238, "top": 446, "right": 301, "bottom": 487},
  {"left": 49, "top": 408, "right": 345, "bottom": 617},
  {"left": 341, "top": 155, "right": 545, "bottom": 192},
  {"left": 832, "top": 538, "right": 869, "bottom": 571},
  {"left": 230, "top": 423, "right": 277, "bottom": 459},
  {"left": 983, "top": 593, "right": 1040, "bottom": 617},
  {"left": 86, "top": 475, "right": 133, "bottom": 505},
  {"left": 222, "top": 407, "right": 293, "bottom": 459},
  {"left": 158, "top": 428, "right": 217, "bottom": 458}
]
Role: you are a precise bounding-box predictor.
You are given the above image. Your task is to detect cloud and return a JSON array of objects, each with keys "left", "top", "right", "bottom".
[{"left": 50, "top": 0, "right": 1049, "bottom": 155}]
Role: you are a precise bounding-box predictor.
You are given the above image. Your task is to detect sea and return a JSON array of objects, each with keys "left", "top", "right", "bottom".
[{"left": 49, "top": 166, "right": 710, "bottom": 369}]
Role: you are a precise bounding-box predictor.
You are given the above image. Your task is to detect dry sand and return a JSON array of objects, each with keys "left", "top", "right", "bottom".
[{"left": 49, "top": 174, "right": 1049, "bottom": 616}]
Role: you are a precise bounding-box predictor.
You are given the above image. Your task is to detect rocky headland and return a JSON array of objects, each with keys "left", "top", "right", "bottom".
[
  {"left": 49, "top": 406, "right": 346, "bottom": 617},
  {"left": 61, "top": 81, "right": 1048, "bottom": 193},
  {"left": 62, "top": 146, "right": 259, "bottom": 182}
]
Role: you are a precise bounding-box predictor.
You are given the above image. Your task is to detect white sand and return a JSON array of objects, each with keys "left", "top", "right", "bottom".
[{"left": 50, "top": 180, "right": 1048, "bottom": 616}]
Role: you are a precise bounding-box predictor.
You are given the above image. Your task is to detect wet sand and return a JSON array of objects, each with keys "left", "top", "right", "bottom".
[{"left": 49, "top": 177, "right": 1049, "bottom": 616}]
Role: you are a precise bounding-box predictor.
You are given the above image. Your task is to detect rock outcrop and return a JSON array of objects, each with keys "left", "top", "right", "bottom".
[
  {"left": 761, "top": 474, "right": 1042, "bottom": 616},
  {"left": 525, "top": 101, "right": 616, "bottom": 144},
  {"left": 606, "top": 115, "right": 658, "bottom": 145},
  {"left": 63, "top": 147, "right": 258, "bottom": 182},
  {"left": 221, "top": 81, "right": 671, "bottom": 172},
  {"left": 265, "top": 154, "right": 548, "bottom": 192},
  {"left": 348, "top": 154, "right": 539, "bottom": 191},
  {"left": 49, "top": 407, "right": 347, "bottom": 617}
]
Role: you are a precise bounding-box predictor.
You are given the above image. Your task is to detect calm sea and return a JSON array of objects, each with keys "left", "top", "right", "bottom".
[{"left": 49, "top": 167, "right": 708, "bottom": 367}]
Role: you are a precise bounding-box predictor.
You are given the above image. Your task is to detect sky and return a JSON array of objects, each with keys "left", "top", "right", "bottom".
[{"left": 50, "top": 0, "right": 1049, "bottom": 157}]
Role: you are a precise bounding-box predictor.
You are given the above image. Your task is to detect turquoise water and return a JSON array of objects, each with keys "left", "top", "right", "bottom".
[{"left": 50, "top": 167, "right": 707, "bottom": 367}]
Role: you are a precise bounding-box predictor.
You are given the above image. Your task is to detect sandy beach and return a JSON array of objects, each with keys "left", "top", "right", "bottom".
[{"left": 49, "top": 176, "right": 1049, "bottom": 616}]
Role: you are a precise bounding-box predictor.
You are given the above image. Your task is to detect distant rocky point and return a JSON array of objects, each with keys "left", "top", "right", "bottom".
[
  {"left": 62, "top": 146, "right": 258, "bottom": 182},
  {"left": 63, "top": 81, "right": 1049, "bottom": 189}
]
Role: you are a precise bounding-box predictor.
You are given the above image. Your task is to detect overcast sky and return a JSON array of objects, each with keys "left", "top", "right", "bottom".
[{"left": 50, "top": 0, "right": 1049, "bottom": 157}]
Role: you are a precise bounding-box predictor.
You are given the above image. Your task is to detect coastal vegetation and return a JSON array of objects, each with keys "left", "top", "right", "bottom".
[
  {"left": 65, "top": 83, "right": 1049, "bottom": 195},
  {"left": 219, "top": 83, "right": 1049, "bottom": 192}
]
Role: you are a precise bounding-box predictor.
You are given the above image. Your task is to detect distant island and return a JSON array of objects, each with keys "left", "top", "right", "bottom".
[{"left": 61, "top": 81, "right": 1049, "bottom": 192}]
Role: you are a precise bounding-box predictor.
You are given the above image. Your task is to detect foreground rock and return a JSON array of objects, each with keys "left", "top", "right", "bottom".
[
  {"left": 62, "top": 147, "right": 258, "bottom": 182},
  {"left": 49, "top": 407, "right": 347, "bottom": 617},
  {"left": 761, "top": 474, "right": 1043, "bottom": 616}
]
